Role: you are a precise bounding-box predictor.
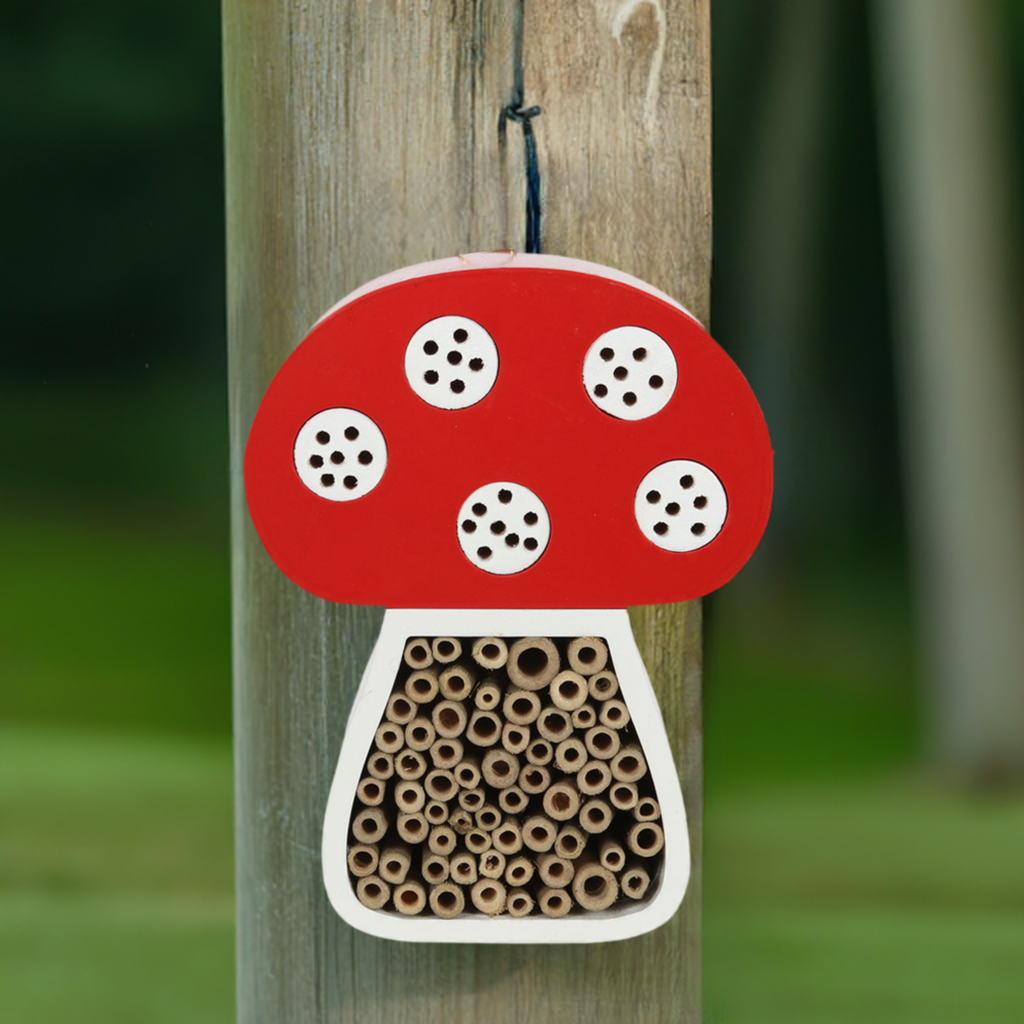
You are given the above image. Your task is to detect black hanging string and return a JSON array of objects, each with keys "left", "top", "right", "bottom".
[{"left": 499, "top": 1, "right": 542, "bottom": 253}]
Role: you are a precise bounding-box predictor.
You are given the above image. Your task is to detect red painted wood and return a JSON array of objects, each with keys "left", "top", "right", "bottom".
[{"left": 245, "top": 262, "right": 772, "bottom": 607}]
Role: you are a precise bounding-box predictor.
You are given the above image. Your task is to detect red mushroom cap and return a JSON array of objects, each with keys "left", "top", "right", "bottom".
[{"left": 244, "top": 254, "right": 772, "bottom": 608}]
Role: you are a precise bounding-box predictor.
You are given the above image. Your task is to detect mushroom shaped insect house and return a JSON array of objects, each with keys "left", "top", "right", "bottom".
[{"left": 244, "top": 252, "right": 772, "bottom": 943}]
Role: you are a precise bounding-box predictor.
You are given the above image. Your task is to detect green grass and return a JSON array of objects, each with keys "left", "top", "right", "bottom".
[
  {"left": 2, "top": 512, "right": 1022, "bottom": 1022},
  {"left": 0, "top": 727, "right": 234, "bottom": 1024}
]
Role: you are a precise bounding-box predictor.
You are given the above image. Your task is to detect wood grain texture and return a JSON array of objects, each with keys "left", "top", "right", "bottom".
[{"left": 224, "top": 1, "right": 708, "bottom": 1021}]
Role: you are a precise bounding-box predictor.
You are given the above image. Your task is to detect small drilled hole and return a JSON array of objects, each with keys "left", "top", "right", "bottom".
[
  {"left": 447, "top": 350, "right": 462, "bottom": 365},
  {"left": 490, "top": 521, "right": 506, "bottom": 535},
  {"left": 424, "top": 370, "right": 439, "bottom": 384},
  {"left": 694, "top": 495, "right": 708, "bottom": 509},
  {"left": 358, "top": 450, "right": 373, "bottom": 465},
  {"left": 453, "top": 328, "right": 468, "bottom": 342},
  {"left": 633, "top": 347, "right": 647, "bottom": 361},
  {"left": 343, "top": 475, "right": 358, "bottom": 489},
  {"left": 524, "top": 511, "right": 538, "bottom": 525},
  {"left": 469, "top": 357, "right": 484, "bottom": 371},
  {"left": 423, "top": 340, "right": 438, "bottom": 355},
  {"left": 450, "top": 379, "right": 465, "bottom": 394},
  {"left": 477, "top": 546, "right": 492, "bottom": 559},
  {"left": 462, "top": 519, "right": 477, "bottom": 534},
  {"left": 654, "top": 522, "right": 669, "bottom": 535},
  {"left": 524, "top": 537, "right": 538, "bottom": 551},
  {"left": 691, "top": 523, "right": 706, "bottom": 535},
  {"left": 472, "top": 503, "right": 487, "bottom": 516},
  {"left": 344, "top": 426, "right": 359, "bottom": 440},
  {"left": 594, "top": 384, "right": 608, "bottom": 398},
  {"left": 680, "top": 474, "right": 694, "bottom": 488},
  {"left": 498, "top": 489, "right": 512, "bottom": 503},
  {"left": 320, "top": 474, "right": 335, "bottom": 487},
  {"left": 316, "top": 431, "right": 330, "bottom": 444},
  {"left": 600, "top": 347, "right": 614, "bottom": 361},
  {"left": 649, "top": 375, "right": 664, "bottom": 388},
  {"left": 309, "top": 455, "right": 323, "bottom": 468},
  {"left": 330, "top": 450, "right": 344, "bottom": 464},
  {"left": 623, "top": 392, "right": 637, "bottom": 406},
  {"left": 613, "top": 366, "right": 628, "bottom": 380},
  {"left": 665, "top": 502, "right": 680, "bottom": 515},
  {"left": 646, "top": 490, "right": 660, "bottom": 503},
  {"left": 504, "top": 532, "right": 520, "bottom": 547}
]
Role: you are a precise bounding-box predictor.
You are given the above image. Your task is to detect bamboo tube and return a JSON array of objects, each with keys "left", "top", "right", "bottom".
[
  {"left": 536, "top": 852, "right": 575, "bottom": 888},
  {"left": 427, "top": 824, "right": 457, "bottom": 856},
  {"left": 626, "top": 821, "right": 665, "bottom": 858},
  {"left": 518, "top": 765, "right": 552, "bottom": 795},
  {"left": 394, "top": 780, "right": 426, "bottom": 814},
  {"left": 431, "top": 700, "right": 468, "bottom": 740},
  {"left": 478, "top": 849, "right": 507, "bottom": 879},
  {"left": 632, "top": 796, "right": 661, "bottom": 822},
  {"left": 457, "top": 786, "right": 485, "bottom": 812},
  {"left": 449, "top": 807, "right": 474, "bottom": 834},
  {"left": 554, "top": 737, "right": 587, "bottom": 773},
  {"left": 491, "top": 817, "right": 523, "bottom": 855},
  {"left": 610, "top": 746, "right": 647, "bottom": 783},
  {"left": 355, "top": 875, "right": 390, "bottom": 911},
  {"left": 429, "top": 737, "right": 464, "bottom": 769},
  {"left": 424, "top": 799, "right": 449, "bottom": 825},
  {"left": 608, "top": 782, "right": 639, "bottom": 811},
  {"left": 378, "top": 845, "right": 412, "bottom": 885},
  {"left": 356, "top": 777, "right": 385, "bottom": 806},
  {"left": 405, "top": 717, "right": 436, "bottom": 752},
  {"left": 396, "top": 812, "right": 428, "bottom": 844},
  {"left": 474, "top": 804, "right": 501, "bottom": 832},
  {"left": 498, "top": 786, "right": 527, "bottom": 815},
  {"left": 421, "top": 850, "right": 450, "bottom": 884},
  {"left": 454, "top": 757, "right": 481, "bottom": 789},
  {"left": 621, "top": 863, "right": 651, "bottom": 900},
  {"left": 469, "top": 878, "right": 506, "bottom": 916},
  {"left": 542, "top": 781, "right": 581, "bottom": 822},
  {"left": 599, "top": 839, "right": 626, "bottom": 873},
  {"left": 571, "top": 705, "right": 598, "bottom": 730},
  {"left": 403, "top": 637, "right": 434, "bottom": 670},
  {"left": 577, "top": 759, "right": 612, "bottom": 796},
  {"left": 471, "top": 636, "right": 508, "bottom": 670},
  {"left": 572, "top": 859, "right": 619, "bottom": 911},
  {"left": 537, "top": 886, "right": 572, "bottom": 918},
  {"left": 465, "top": 828, "right": 492, "bottom": 854},
  {"left": 503, "top": 688, "right": 542, "bottom": 725},
  {"left": 385, "top": 692, "right": 417, "bottom": 725},
  {"left": 394, "top": 748, "right": 427, "bottom": 780},
  {"left": 501, "top": 723, "right": 530, "bottom": 755},
  {"left": 466, "top": 710, "right": 502, "bottom": 747},
  {"left": 598, "top": 698, "right": 630, "bottom": 730},
  {"left": 431, "top": 637, "right": 462, "bottom": 664},
  {"left": 347, "top": 843, "right": 379, "bottom": 877},
  {"left": 365, "top": 751, "right": 394, "bottom": 781},
  {"left": 429, "top": 881, "right": 465, "bottom": 919},
  {"left": 423, "top": 768, "right": 457, "bottom": 802},
  {"left": 507, "top": 637, "right": 560, "bottom": 691},
  {"left": 507, "top": 888, "right": 534, "bottom": 918},
  {"left": 536, "top": 708, "right": 573, "bottom": 743},
  {"left": 373, "top": 721, "right": 405, "bottom": 754},
  {"left": 521, "top": 815, "right": 557, "bottom": 853},
  {"left": 587, "top": 670, "right": 619, "bottom": 702},
  {"left": 549, "top": 671, "right": 589, "bottom": 711},
  {"left": 553, "top": 824, "right": 586, "bottom": 861},
  {"left": 473, "top": 678, "right": 503, "bottom": 711},
  {"left": 393, "top": 880, "right": 427, "bottom": 915},
  {"left": 504, "top": 854, "right": 535, "bottom": 887},
  {"left": 579, "top": 798, "right": 614, "bottom": 834},
  {"left": 450, "top": 851, "right": 478, "bottom": 885},
  {"left": 351, "top": 807, "right": 390, "bottom": 844},
  {"left": 438, "top": 662, "right": 475, "bottom": 700},
  {"left": 567, "top": 636, "right": 609, "bottom": 676},
  {"left": 482, "top": 748, "right": 520, "bottom": 789},
  {"left": 584, "top": 725, "right": 621, "bottom": 760},
  {"left": 524, "top": 739, "right": 553, "bottom": 766},
  {"left": 404, "top": 669, "right": 439, "bottom": 704}
]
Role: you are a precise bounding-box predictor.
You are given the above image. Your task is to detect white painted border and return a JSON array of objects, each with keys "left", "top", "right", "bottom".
[
  {"left": 312, "top": 252, "right": 703, "bottom": 331},
  {"left": 322, "top": 607, "right": 690, "bottom": 944}
]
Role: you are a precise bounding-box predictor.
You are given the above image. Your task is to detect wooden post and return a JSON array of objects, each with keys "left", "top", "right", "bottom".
[{"left": 224, "top": 2, "right": 708, "bottom": 1021}]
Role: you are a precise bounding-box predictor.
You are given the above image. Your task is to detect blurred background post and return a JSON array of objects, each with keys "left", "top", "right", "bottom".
[{"left": 2, "top": 1, "right": 1023, "bottom": 1022}]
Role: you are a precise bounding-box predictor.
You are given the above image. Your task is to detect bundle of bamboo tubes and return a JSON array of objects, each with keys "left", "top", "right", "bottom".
[{"left": 346, "top": 635, "right": 664, "bottom": 918}]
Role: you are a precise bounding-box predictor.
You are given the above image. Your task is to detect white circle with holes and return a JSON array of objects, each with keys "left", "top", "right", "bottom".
[
  {"left": 406, "top": 315, "right": 499, "bottom": 409},
  {"left": 294, "top": 408, "right": 387, "bottom": 500},
  {"left": 457, "top": 482, "right": 550, "bottom": 574},
  {"left": 635, "top": 460, "right": 727, "bottom": 552},
  {"left": 583, "top": 326, "right": 678, "bottom": 420}
]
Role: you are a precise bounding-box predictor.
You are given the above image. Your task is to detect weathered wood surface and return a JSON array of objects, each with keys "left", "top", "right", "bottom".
[{"left": 224, "top": 1, "right": 709, "bottom": 1021}]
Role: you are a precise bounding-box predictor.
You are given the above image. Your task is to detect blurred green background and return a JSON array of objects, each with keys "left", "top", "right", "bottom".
[{"left": 2, "top": 1, "right": 1022, "bottom": 1021}]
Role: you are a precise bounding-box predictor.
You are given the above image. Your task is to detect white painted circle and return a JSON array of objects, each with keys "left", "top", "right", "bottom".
[
  {"left": 457, "top": 482, "right": 550, "bottom": 574},
  {"left": 294, "top": 408, "right": 387, "bottom": 500},
  {"left": 406, "top": 315, "right": 498, "bottom": 409},
  {"left": 635, "top": 460, "right": 727, "bottom": 552},
  {"left": 583, "top": 326, "right": 677, "bottom": 420}
]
